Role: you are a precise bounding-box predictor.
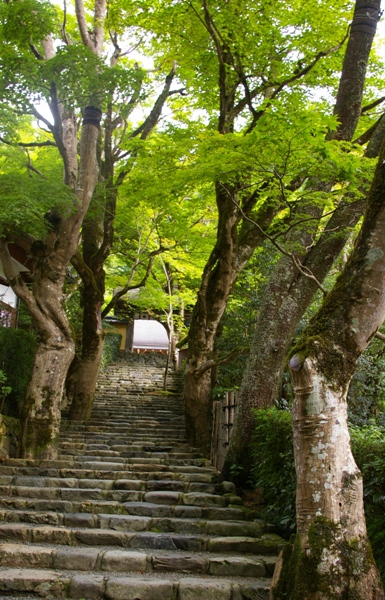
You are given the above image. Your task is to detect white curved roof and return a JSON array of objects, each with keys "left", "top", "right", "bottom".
[{"left": 133, "top": 319, "right": 169, "bottom": 350}]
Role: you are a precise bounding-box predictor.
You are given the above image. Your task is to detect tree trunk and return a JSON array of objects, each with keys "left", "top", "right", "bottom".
[
  {"left": 68, "top": 68, "right": 177, "bottom": 420},
  {"left": 184, "top": 364, "right": 212, "bottom": 455},
  {"left": 222, "top": 199, "right": 363, "bottom": 482},
  {"left": 184, "top": 185, "right": 278, "bottom": 453},
  {"left": 271, "top": 96, "right": 385, "bottom": 599},
  {"left": 270, "top": 359, "right": 383, "bottom": 600},
  {"left": 19, "top": 330, "right": 74, "bottom": 460},
  {"left": 67, "top": 330, "right": 105, "bottom": 421},
  {"left": 68, "top": 263, "right": 105, "bottom": 420},
  {"left": 223, "top": 0, "right": 381, "bottom": 483}
]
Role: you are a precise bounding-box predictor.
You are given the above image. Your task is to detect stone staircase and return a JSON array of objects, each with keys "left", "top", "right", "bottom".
[{"left": 0, "top": 354, "right": 285, "bottom": 599}]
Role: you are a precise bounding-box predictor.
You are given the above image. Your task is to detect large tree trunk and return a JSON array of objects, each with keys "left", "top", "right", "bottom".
[
  {"left": 68, "top": 68, "right": 177, "bottom": 421},
  {"left": 223, "top": 199, "right": 363, "bottom": 481},
  {"left": 271, "top": 92, "right": 385, "bottom": 598},
  {"left": 19, "top": 330, "right": 74, "bottom": 460},
  {"left": 223, "top": 0, "right": 381, "bottom": 482},
  {"left": 184, "top": 185, "right": 278, "bottom": 453},
  {"left": 270, "top": 359, "right": 383, "bottom": 600}
]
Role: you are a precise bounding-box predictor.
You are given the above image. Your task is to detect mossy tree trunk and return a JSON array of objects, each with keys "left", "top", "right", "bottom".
[
  {"left": 222, "top": 198, "right": 363, "bottom": 482},
  {"left": 0, "top": 115, "right": 101, "bottom": 458},
  {"left": 222, "top": 0, "right": 381, "bottom": 484},
  {"left": 68, "top": 67, "right": 177, "bottom": 421},
  {"left": 270, "top": 108, "right": 385, "bottom": 600},
  {"left": 0, "top": 1, "right": 106, "bottom": 457}
]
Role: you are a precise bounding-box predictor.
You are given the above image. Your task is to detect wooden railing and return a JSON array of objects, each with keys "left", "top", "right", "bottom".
[{"left": 211, "top": 390, "right": 238, "bottom": 471}]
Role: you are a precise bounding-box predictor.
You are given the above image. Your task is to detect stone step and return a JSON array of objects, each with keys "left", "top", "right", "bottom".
[
  {"left": 0, "top": 501, "right": 254, "bottom": 523},
  {"left": 0, "top": 466, "right": 217, "bottom": 483},
  {"left": 0, "top": 476, "right": 233, "bottom": 496},
  {"left": 0, "top": 523, "right": 285, "bottom": 554},
  {"left": 0, "top": 359, "right": 283, "bottom": 599},
  {"left": 2, "top": 458, "right": 215, "bottom": 474},
  {"left": 0, "top": 509, "right": 265, "bottom": 537},
  {"left": 0, "top": 567, "right": 271, "bottom": 599},
  {"left": 0, "top": 542, "right": 276, "bottom": 578},
  {"left": 0, "top": 487, "right": 242, "bottom": 510},
  {"left": 55, "top": 455, "right": 212, "bottom": 468}
]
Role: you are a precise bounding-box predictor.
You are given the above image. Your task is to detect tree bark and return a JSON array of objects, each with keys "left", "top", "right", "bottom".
[
  {"left": 270, "top": 104, "right": 385, "bottom": 600},
  {"left": 68, "top": 67, "right": 177, "bottom": 421},
  {"left": 270, "top": 360, "right": 383, "bottom": 600},
  {"left": 222, "top": 198, "right": 364, "bottom": 481},
  {"left": 222, "top": 0, "right": 381, "bottom": 482},
  {"left": 1, "top": 112, "right": 101, "bottom": 458},
  {"left": 183, "top": 185, "right": 278, "bottom": 453}
]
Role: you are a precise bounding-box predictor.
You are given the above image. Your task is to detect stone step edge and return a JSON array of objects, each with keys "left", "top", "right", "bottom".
[
  {"left": 0, "top": 468, "right": 218, "bottom": 484},
  {"left": 0, "top": 542, "right": 276, "bottom": 577},
  {"left": 0, "top": 489, "right": 242, "bottom": 508},
  {"left": 0, "top": 512, "right": 266, "bottom": 538},
  {"left": 0, "top": 524, "right": 285, "bottom": 554},
  {"left": 0, "top": 568, "right": 271, "bottom": 600}
]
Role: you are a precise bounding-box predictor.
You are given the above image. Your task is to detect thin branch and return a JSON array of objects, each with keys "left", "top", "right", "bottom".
[
  {"left": 101, "top": 245, "right": 171, "bottom": 318},
  {"left": 0, "top": 136, "right": 56, "bottom": 148},
  {"left": 61, "top": 0, "right": 71, "bottom": 45},
  {"left": 194, "top": 346, "right": 249, "bottom": 377},
  {"left": 361, "top": 96, "right": 385, "bottom": 114},
  {"left": 219, "top": 181, "right": 328, "bottom": 296},
  {"left": 375, "top": 331, "right": 385, "bottom": 342},
  {"left": 29, "top": 43, "right": 44, "bottom": 60},
  {"left": 31, "top": 107, "right": 54, "bottom": 132},
  {"left": 353, "top": 114, "right": 384, "bottom": 145},
  {"left": 233, "top": 32, "right": 349, "bottom": 128},
  {"left": 75, "top": 0, "right": 92, "bottom": 50}
]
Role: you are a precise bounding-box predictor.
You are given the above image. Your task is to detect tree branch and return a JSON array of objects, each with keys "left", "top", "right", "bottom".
[
  {"left": 75, "top": 0, "right": 93, "bottom": 50},
  {"left": 194, "top": 346, "right": 249, "bottom": 377},
  {"left": 361, "top": 96, "right": 385, "bottom": 114},
  {"left": 101, "top": 245, "right": 171, "bottom": 318},
  {"left": 129, "top": 62, "right": 177, "bottom": 140},
  {"left": 0, "top": 136, "right": 56, "bottom": 148}
]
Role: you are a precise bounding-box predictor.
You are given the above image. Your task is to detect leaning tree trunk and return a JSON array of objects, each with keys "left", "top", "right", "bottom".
[
  {"left": 271, "top": 104, "right": 385, "bottom": 600},
  {"left": 223, "top": 0, "right": 381, "bottom": 484},
  {"left": 222, "top": 199, "right": 363, "bottom": 482},
  {"left": 184, "top": 184, "right": 278, "bottom": 454}
]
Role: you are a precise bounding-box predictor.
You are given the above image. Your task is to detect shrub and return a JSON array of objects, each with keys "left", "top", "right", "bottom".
[
  {"left": 0, "top": 328, "right": 36, "bottom": 417},
  {"left": 250, "top": 407, "right": 296, "bottom": 537},
  {"left": 101, "top": 331, "right": 122, "bottom": 370},
  {"left": 249, "top": 410, "right": 385, "bottom": 586},
  {"left": 350, "top": 424, "right": 385, "bottom": 584}
]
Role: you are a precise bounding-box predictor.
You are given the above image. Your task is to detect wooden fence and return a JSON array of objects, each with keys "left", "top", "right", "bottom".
[{"left": 211, "top": 390, "right": 238, "bottom": 471}]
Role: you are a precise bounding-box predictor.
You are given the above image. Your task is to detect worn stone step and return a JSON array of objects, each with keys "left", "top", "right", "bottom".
[
  {"left": 0, "top": 542, "right": 276, "bottom": 578},
  {"left": 0, "top": 507, "right": 265, "bottom": 537},
  {"left": 0, "top": 567, "right": 271, "bottom": 599},
  {"left": 0, "top": 489, "right": 242, "bottom": 512},
  {"left": 2, "top": 459, "right": 215, "bottom": 476},
  {"left": 0, "top": 523, "right": 284, "bottom": 554},
  {"left": 0, "top": 466, "right": 217, "bottom": 484}
]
